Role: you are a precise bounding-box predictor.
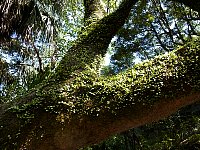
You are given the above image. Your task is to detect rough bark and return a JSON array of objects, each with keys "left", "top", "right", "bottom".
[
  {"left": 0, "top": 0, "right": 200, "bottom": 150},
  {"left": 55, "top": 0, "right": 138, "bottom": 79},
  {"left": 83, "top": 0, "right": 107, "bottom": 26}
]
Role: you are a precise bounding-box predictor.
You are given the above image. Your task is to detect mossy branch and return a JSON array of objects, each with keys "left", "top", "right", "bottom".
[
  {"left": 55, "top": 0, "right": 139, "bottom": 80},
  {"left": 0, "top": 40, "right": 200, "bottom": 149}
]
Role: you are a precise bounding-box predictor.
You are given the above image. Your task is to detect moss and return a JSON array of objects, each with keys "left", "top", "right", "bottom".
[
  {"left": 54, "top": 39, "right": 200, "bottom": 118},
  {"left": 7, "top": 39, "right": 200, "bottom": 133},
  {"left": 3, "top": 39, "right": 199, "bottom": 149},
  {"left": 61, "top": 40, "right": 192, "bottom": 115}
]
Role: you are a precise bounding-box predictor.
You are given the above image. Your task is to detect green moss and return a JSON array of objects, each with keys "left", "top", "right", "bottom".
[
  {"left": 4, "top": 39, "right": 199, "bottom": 150},
  {"left": 9, "top": 39, "right": 200, "bottom": 124}
]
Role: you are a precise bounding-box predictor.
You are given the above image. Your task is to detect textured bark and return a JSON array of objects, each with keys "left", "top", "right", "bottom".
[
  {"left": 55, "top": 0, "right": 138, "bottom": 79},
  {"left": 0, "top": 0, "right": 200, "bottom": 150},
  {"left": 83, "top": 0, "right": 107, "bottom": 26}
]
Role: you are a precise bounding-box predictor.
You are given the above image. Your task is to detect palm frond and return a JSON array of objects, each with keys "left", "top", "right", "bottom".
[{"left": 0, "top": 0, "right": 64, "bottom": 43}]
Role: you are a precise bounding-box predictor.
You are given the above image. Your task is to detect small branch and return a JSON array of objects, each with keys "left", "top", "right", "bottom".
[
  {"left": 150, "top": 23, "right": 169, "bottom": 51},
  {"left": 174, "top": 21, "right": 185, "bottom": 44},
  {"left": 32, "top": 43, "right": 43, "bottom": 73}
]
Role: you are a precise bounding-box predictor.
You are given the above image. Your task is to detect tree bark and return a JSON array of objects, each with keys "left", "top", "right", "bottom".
[
  {"left": 1, "top": 39, "right": 200, "bottom": 149},
  {"left": 0, "top": 0, "right": 200, "bottom": 150},
  {"left": 55, "top": 0, "right": 138, "bottom": 79},
  {"left": 83, "top": 0, "right": 107, "bottom": 26}
]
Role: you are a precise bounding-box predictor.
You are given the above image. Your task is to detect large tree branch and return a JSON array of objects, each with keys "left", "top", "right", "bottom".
[
  {"left": 55, "top": 0, "right": 139, "bottom": 80},
  {"left": 0, "top": 0, "right": 200, "bottom": 149},
  {"left": 0, "top": 39, "right": 200, "bottom": 149}
]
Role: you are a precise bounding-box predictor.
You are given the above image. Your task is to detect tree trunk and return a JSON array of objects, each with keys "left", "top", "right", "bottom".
[{"left": 0, "top": 0, "right": 200, "bottom": 149}]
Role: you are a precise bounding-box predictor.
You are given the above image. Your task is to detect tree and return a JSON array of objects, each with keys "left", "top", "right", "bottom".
[
  {"left": 0, "top": 0, "right": 200, "bottom": 149},
  {"left": 99, "top": 0, "right": 200, "bottom": 148}
]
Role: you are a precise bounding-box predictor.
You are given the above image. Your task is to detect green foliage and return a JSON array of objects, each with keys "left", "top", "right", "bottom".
[
  {"left": 138, "top": 110, "right": 200, "bottom": 149},
  {"left": 109, "top": 0, "right": 200, "bottom": 73},
  {"left": 0, "top": 0, "right": 85, "bottom": 98}
]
